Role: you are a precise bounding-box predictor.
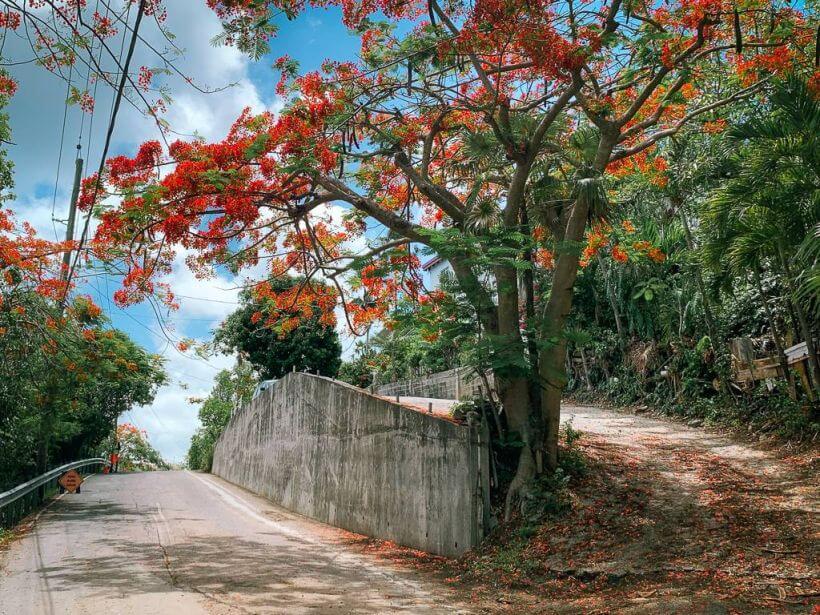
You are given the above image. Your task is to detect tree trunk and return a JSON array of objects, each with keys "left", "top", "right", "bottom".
[
  {"left": 451, "top": 247, "right": 537, "bottom": 519},
  {"left": 538, "top": 197, "right": 590, "bottom": 471},
  {"left": 494, "top": 261, "right": 541, "bottom": 518},
  {"left": 579, "top": 346, "right": 593, "bottom": 391},
  {"left": 677, "top": 203, "right": 732, "bottom": 396},
  {"left": 501, "top": 379, "right": 536, "bottom": 521},
  {"left": 598, "top": 254, "right": 626, "bottom": 345},
  {"left": 678, "top": 206, "right": 720, "bottom": 346},
  {"left": 520, "top": 208, "right": 543, "bottom": 446}
]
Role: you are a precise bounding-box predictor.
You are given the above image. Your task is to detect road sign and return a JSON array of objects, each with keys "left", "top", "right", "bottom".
[{"left": 58, "top": 469, "right": 83, "bottom": 494}]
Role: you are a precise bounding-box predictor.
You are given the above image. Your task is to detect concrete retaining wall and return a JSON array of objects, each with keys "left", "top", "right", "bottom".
[
  {"left": 376, "top": 367, "right": 494, "bottom": 400},
  {"left": 212, "top": 372, "right": 490, "bottom": 557}
]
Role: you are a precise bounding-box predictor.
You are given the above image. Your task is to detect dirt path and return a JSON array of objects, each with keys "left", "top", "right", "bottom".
[
  {"left": 359, "top": 401, "right": 817, "bottom": 613},
  {"left": 564, "top": 402, "right": 818, "bottom": 522},
  {"left": 451, "top": 403, "right": 819, "bottom": 613}
]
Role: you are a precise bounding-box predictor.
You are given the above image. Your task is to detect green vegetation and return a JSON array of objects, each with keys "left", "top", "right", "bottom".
[
  {"left": 214, "top": 277, "right": 342, "bottom": 379},
  {"left": 187, "top": 361, "right": 256, "bottom": 472},
  {"left": 0, "top": 292, "right": 167, "bottom": 490},
  {"left": 344, "top": 78, "right": 819, "bottom": 450},
  {"left": 100, "top": 424, "right": 169, "bottom": 472}
]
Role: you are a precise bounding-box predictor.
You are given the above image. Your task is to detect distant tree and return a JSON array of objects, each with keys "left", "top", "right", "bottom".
[
  {"left": 100, "top": 424, "right": 168, "bottom": 472},
  {"left": 337, "top": 345, "right": 378, "bottom": 389},
  {"left": 214, "top": 277, "right": 342, "bottom": 379},
  {"left": 0, "top": 289, "right": 166, "bottom": 489},
  {"left": 187, "top": 362, "right": 256, "bottom": 472}
]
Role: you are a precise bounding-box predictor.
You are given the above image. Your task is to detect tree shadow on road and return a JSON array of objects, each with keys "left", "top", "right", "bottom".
[{"left": 32, "top": 496, "right": 462, "bottom": 614}]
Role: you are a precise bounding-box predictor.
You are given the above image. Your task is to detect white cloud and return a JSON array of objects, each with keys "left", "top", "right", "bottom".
[
  {"left": 4, "top": 1, "right": 281, "bottom": 234},
  {"left": 125, "top": 349, "right": 237, "bottom": 464},
  {"left": 161, "top": 247, "right": 241, "bottom": 325},
  {"left": 1, "top": 2, "right": 280, "bottom": 462},
  {"left": 2, "top": 3, "right": 378, "bottom": 462}
]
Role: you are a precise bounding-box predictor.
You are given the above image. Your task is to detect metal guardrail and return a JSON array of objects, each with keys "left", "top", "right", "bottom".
[{"left": 0, "top": 458, "right": 109, "bottom": 528}]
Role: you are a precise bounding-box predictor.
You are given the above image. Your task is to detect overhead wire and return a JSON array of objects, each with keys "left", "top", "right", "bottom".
[
  {"left": 83, "top": 0, "right": 107, "bottom": 170},
  {"left": 50, "top": 53, "right": 74, "bottom": 242},
  {"left": 62, "top": 0, "right": 145, "bottom": 302}
]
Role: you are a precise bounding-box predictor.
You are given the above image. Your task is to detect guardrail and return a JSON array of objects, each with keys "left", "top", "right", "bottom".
[{"left": 0, "top": 458, "right": 109, "bottom": 529}]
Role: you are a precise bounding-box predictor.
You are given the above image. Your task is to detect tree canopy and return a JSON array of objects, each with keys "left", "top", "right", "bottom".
[
  {"left": 214, "top": 277, "right": 342, "bottom": 379},
  {"left": 0, "top": 0, "right": 815, "bottom": 536},
  {"left": 187, "top": 362, "right": 256, "bottom": 472},
  {"left": 77, "top": 0, "right": 814, "bottom": 502}
]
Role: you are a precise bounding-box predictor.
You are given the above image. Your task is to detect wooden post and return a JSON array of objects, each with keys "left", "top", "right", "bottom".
[{"left": 795, "top": 361, "right": 812, "bottom": 400}]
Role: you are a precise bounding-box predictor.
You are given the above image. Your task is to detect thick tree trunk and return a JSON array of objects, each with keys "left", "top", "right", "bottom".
[
  {"left": 495, "top": 262, "right": 541, "bottom": 520},
  {"left": 450, "top": 247, "right": 538, "bottom": 519},
  {"left": 501, "top": 378, "right": 536, "bottom": 521},
  {"left": 494, "top": 265, "right": 537, "bottom": 437},
  {"left": 538, "top": 197, "right": 590, "bottom": 471},
  {"left": 536, "top": 133, "right": 615, "bottom": 472}
]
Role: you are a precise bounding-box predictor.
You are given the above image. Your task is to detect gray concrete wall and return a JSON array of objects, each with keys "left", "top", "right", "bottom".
[
  {"left": 376, "top": 367, "right": 494, "bottom": 400},
  {"left": 212, "top": 372, "right": 490, "bottom": 557}
]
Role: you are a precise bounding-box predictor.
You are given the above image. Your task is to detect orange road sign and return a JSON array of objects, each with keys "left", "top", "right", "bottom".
[{"left": 58, "top": 469, "right": 84, "bottom": 494}]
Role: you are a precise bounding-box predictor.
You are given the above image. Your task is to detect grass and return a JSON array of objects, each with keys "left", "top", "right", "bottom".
[{"left": 0, "top": 527, "right": 16, "bottom": 548}]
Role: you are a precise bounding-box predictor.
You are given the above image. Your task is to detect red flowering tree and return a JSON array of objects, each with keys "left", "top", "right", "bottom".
[
  {"left": 86, "top": 0, "right": 813, "bottom": 509},
  {"left": 0, "top": 1, "right": 178, "bottom": 122}
]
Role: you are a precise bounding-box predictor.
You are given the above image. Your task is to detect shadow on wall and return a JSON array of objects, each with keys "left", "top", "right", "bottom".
[{"left": 212, "top": 372, "right": 491, "bottom": 557}]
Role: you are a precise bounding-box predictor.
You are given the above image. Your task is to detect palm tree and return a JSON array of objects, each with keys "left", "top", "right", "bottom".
[{"left": 702, "top": 76, "right": 820, "bottom": 397}]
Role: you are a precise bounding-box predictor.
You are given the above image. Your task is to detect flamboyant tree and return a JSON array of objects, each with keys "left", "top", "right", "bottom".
[
  {"left": 83, "top": 0, "right": 814, "bottom": 509},
  {"left": 214, "top": 277, "right": 343, "bottom": 379},
  {"left": 100, "top": 423, "right": 168, "bottom": 472},
  {"left": 0, "top": 0, "right": 186, "bottom": 126},
  {"left": 0, "top": 0, "right": 218, "bottom": 297}
]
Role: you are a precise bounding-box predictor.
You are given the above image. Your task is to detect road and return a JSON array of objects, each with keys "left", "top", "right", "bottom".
[{"left": 0, "top": 471, "right": 471, "bottom": 615}]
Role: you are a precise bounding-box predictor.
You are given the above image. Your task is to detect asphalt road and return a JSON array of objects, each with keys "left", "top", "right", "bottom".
[{"left": 0, "top": 471, "right": 470, "bottom": 614}]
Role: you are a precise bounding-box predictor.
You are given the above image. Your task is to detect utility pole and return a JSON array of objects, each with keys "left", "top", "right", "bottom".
[
  {"left": 61, "top": 147, "right": 84, "bottom": 277},
  {"left": 38, "top": 148, "right": 84, "bottom": 495}
]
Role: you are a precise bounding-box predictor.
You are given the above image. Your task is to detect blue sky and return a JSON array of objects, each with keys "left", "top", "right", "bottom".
[{"left": 5, "top": 3, "right": 364, "bottom": 462}]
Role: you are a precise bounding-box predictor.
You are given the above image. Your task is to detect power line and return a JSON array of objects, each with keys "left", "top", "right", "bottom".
[
  {"left": 50, "top": 57, "right": 74, "bottom": 242},
  {"left": 174, "top": 294, "right": 240, "bottom": 305},
  {"left": 63, "top": 0, "right": 146, "bottom": 302}
]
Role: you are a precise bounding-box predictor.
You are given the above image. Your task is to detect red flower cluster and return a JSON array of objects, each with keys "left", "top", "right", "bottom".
[
  {"left": 0, "top": 209, "right": 75, "bottom": 304},
  {"left": 92, "top": 11, "right": 117, "bottom": 38},
  {"left": 0, "top": 11, "right": 21, "bottom": 30},
  {"left": 137, "top": 66, "right": 153, "bottom": 90},
  {"left": 0, "top": 74, "right": 17, "bottom": 97}
]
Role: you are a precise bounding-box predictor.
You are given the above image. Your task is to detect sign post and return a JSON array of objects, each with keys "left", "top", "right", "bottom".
[{"left": 58, "top": 469, "right": 84, "bottom": 494}]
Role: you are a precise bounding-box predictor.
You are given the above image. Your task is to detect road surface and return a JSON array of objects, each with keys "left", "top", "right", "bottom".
[{"left": 0, "top": 471, "right": 471, "bottom": 615}]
